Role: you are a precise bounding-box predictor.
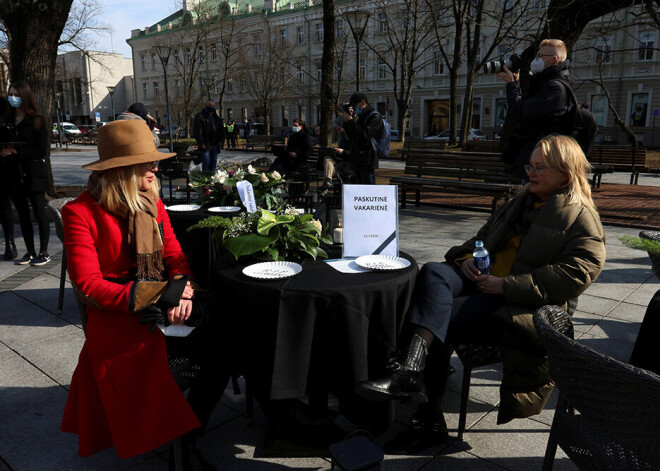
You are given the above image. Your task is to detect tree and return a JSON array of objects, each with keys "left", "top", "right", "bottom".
[
  {"left": 319, "top": 0, "right": 335, "bottom": 147},
  {"left": 364, "top": 0, "right": 436, "bottom": 144}
]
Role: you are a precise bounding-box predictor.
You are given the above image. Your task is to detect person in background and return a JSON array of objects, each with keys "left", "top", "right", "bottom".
[
  {"left": 357, "top": 135, "right": 606, "bottom": 454},
  {"left": 242, "top": 117, "right": 251, "bottom": 148},
  {"left": 323, "top": 103, "right": 353, "bottom": 192},
  {"left": 192, "top": 100, "right": 222, "bottom": 172},
  {"left": 0, "top": 83, "right": 50, "bottom": 266},
  {"left": 268, "top": 118, "right": 312, "bottom": 175},
  {"left": 226, "top": 120, "right": 236, "bottom": 149},
  {"left": 60, "top": 120, "right": 228, "bottom": 467},
  {"left": 117, "top": 102, "right": 160, "bottom": 148}
]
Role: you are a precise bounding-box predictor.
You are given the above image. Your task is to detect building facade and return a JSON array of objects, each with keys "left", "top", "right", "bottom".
[
  {"left": 127, "top": 0, "right": 660, "bottom": 145},
  {"left": 54, "top": 51, "right": 134, "bottom": 125}
]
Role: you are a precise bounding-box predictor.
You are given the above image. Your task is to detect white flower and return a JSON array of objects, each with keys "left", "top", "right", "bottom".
[
  {"left": 272, "top": 171, "right": 281, "bottom": 180},
  {"left": 259, "top": 173, "right": 269, "bottom": 183},
  {"left": 212, "top": 170, "right": 228, "bottom": 184},
  {"left": 284, "top": 206, "right": 298, "bottom": 216},
  {"left": 248, "top": 165, "right": 258, "bottom": 175},
  {"left": 310, "top": 219, "right": 322, "bottom": 232}
]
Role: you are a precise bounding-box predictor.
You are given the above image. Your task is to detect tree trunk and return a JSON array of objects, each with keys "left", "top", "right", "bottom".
[
  {"left": 2, "top": 1, "right": 74, "bottom": 196},
  {"left": 319, "top": 0, "right": 335, "bottom": 147}
]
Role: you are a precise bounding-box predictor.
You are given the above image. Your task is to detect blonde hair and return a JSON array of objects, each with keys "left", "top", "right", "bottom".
[
  {"left": 539, "top": 39, "right": 567, "bottom": 62},
  {"left": 533, "top": 135, "right": 595, "bottom": 209},
  {"left": 97, "top": 164, "right": 160, "bottom": 214}
]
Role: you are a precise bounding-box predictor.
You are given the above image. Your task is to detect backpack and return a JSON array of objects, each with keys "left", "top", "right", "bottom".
[
  {"left": 553, "top": 79, "right": 598, "bottom": 156},
  {"left": 365, "top": 111, "right": 391, "bottom": 159}
]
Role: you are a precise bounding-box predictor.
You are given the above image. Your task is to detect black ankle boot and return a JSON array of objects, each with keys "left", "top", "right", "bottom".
[
  {"left": 384, "top": 413, "right": 450, "bottom": 455},
  {"left": 4, "top": 238, "right": 17, "bottom": 261},
  {"left": 356, "top": 334, "right": 428, "bottom": 403}
]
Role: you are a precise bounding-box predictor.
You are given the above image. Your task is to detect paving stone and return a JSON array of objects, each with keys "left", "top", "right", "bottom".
[
  {"left": 605, "top": 300, "right": 648, "bottom": 323},
  {"left": 582, "top": 317, "right": 640, "bottom": 346},
  {"left": 575, "top": 333, "right": 635, "bottom": 363}
]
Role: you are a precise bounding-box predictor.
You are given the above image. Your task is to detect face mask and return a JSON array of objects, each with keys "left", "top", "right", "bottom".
[
  {"left": 291, "top": 126, "right": 299, "bottom": 133},
  {"left": 206, "top": 106, "right": 215, "bottom": 113},
  {"left": 530, "top": 57, "right": 545, "bottom": 74},
  {"left": 8, "top": 96, "right": 22, "bottom": 108},
  {"left": 353, "top": 106, "right": 362, "bottom": 116}
]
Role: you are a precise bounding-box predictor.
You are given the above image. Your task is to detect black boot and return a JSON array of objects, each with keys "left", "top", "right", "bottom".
[
  {"left": 384, "top": 413, "right": 450, "bottom": 455},
  {"left": 168, "top": 433, "right": 218, "bottom": 471},
  {"left": 356, "top": 334, "right": 428, "bottom": 403},
  {"left": 4, "top": 238, "right": 17, "bottom": 261}
]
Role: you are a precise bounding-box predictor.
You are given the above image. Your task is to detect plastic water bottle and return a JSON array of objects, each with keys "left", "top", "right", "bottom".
[{"left": 473, "top": 240, "right": 490, "bottom": 274}]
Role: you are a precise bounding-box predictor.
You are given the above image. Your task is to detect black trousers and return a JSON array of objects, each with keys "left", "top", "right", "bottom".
[{"left": 0, "top": 186, "right": 49, "bottom": 253}]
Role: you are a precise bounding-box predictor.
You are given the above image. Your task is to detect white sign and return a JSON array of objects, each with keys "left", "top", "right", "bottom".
[
  {"left": 95, "top": 112, "right": 101, "bottom": 122},
  {"left": 342, "top": 184, "right": 398, "bottom": 258},
  {"left": 236, "top": 180, "right": 257, "bottom": 213}
]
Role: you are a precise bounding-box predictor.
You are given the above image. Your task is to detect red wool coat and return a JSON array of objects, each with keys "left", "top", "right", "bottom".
[{"left": 60, "top": 191, "right": 200, "bottom": 459}]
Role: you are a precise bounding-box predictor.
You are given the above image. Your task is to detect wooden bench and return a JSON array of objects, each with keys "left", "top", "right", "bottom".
[
  {"left": 400, "top": 139, "right": 448, "bottom": 160},
  {"left": 244, "top": 135, "right": 282, "bottom": 152},
  {"left": 587, "top": 145, "right": 647, "bottom": 186},
  {"left": 390, "top": 150, "right": 523, "bottom": 212},
  {"left": 51, "top": 135, "right": 69, "bottom": 150},
  {"left": 462, "top": 140, "right": 504, "bottom": 153}
]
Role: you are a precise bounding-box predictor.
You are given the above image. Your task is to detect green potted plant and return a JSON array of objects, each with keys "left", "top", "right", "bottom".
[
  {"left": 188, "top": 207, "right": 333, "bottom": 262},
  {"left": 618, "top": 231, "right": 660, "bottom": 279}
]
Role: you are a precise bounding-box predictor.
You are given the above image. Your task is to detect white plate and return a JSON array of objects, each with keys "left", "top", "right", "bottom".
[
  {"left": 166, "top": 204, "right": 201, "bottom": 212},
  {"left": 355, "top": 255, "right": 411, "bottom": 271},
  {"left": 208, "top": 206, "right": 242, "bottom": 213},
  {"left": 242, "top": 261, "right": 302, "bottom": 280}
]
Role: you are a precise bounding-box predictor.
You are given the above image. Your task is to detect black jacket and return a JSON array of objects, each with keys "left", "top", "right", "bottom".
[
  {"left": 503, "top": 60, "right": 572, "bottom": 174},
  {"left": 285, "top": 128, "right": 313, "bottom": 165},
  {"left": 0, "top": 112, "right": 49, "bottom": 194},
  {"left": 192, "top": 109, "right": 222, "bottom": 149},
  {"left": 343, "top": 104, "right": 383, "bottom": 171}
]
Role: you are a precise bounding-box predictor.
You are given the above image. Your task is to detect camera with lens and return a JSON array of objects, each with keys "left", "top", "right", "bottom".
[{"left": 483, "top": 53, "right": 522, "bottom": 74}]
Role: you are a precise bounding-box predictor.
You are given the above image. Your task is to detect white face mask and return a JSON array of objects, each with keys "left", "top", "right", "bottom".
[
  {"left": 530, "top": 57, "right": 545, "bottom": 74},
  {"left": 291, "top": 125, "right": 300, "bottom": 133}
]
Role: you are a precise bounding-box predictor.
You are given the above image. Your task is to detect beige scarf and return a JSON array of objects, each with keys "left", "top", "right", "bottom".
[{"left": 88, "top": 172, "right": 164, "bottom": 281}]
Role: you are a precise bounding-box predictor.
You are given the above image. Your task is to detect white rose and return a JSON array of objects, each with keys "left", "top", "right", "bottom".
[
  {"left": 272, "top": 171, "right": 281, "bottom": 180},
  {"left": 259, "top": 173, "right": 269, "bottom": 183},
  {"left": 248, "top": 165, "right": 258, "bottom": 175}
]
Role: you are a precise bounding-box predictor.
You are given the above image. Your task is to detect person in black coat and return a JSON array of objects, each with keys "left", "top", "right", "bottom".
[
  {"left": 498, "top": 39, "right": 573, "bottom": 178},
  {"left": 0, "top": 83, "right": 50, "bottom": 265},
  {"left": 339, "top": 92, "right": 383, "bottom": 185},
  {"left": 192, "top": 101, "right": 222, "bottom": 172},
  {"left": 268, "top": 118, "right": 313, "bottom": 175}
]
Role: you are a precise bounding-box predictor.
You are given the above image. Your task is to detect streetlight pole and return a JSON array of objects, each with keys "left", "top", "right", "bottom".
[
  {"left": 55, "top": 92, "right": 63, "bottom": 149},
  {"left": 343, "top": 10, "right": 370, "bottom": 92},
  {"left": 155, "top": 45, "right": 174, "bottom": 153},
  {"left": 106, "top": 85, "right": 116, "bottom": 121}
]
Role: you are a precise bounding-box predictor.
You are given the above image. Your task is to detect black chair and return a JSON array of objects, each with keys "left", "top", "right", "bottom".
[
  {"left": 534, "top": 305, "right": 660, "bottom": 471},
  {"left": 453, "top": 298, "right": 578, "bottom": 440},
  {"left": 45, "top": 197, "right": 74, "bottom": 315}
]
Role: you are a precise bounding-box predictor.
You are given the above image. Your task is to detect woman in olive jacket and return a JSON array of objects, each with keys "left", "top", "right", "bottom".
[
  {"left": 0, "top": 83, "right": 50, "bottom": 265},
  {"left": 357, "top": 134, "right": 606, "bottom": 454}
]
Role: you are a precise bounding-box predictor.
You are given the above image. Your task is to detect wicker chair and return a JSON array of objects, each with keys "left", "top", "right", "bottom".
[
  {"left": 45, "top": 197, "right": 74, "bottom": 315},
  {"left": 534, "top": 305, "right": 660, "bottom": 471},
  {"left": 454, "top": 298, "right": 578, "bottom": 440}
]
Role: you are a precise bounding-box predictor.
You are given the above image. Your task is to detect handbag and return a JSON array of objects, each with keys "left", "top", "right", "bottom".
[{"left": 192, "top": 149, "right": 203, "bottom": 165}]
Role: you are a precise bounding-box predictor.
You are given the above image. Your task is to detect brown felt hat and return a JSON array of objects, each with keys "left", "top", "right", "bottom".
[{"left": 82, "top": 120, "right": 176, "bottom": 171}]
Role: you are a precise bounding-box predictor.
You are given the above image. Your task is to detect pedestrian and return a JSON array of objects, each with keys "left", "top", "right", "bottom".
[
  {"left": 0, "top": 83, "right": 51, "bottom": 265},
  {"left": 117, "top": 102, "right": 160, "bottom": 147},
  {"left": 242, "top": 118, "right": 251, "bottom": 148},
  {"left": 226, "top": 120, "right": 237, "bottom": 149},
  {"left": 192, "top": 100, "right": 222, "bottom": 172}
]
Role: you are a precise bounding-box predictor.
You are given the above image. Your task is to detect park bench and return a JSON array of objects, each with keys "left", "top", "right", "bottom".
[
  {"left": 587, "top": 145, "right": 647, "bottom": 187},
  {"left": 462, "top": 140, "right": 504, "bottom": 153},
  {"left": 390, "top": 150, "right": 523, "bottom": 212},
  {"left": 400, "top": 138, "right": 447, "bottom": 161},
  {"left": 244, "top": 135, "right": 282, "bottom": 152},
  {"left": 51, "top": 135, "right": 69, "bottom": 150}
]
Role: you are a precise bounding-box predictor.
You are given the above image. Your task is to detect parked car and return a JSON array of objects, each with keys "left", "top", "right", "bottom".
[
  {"left": 59, "top": 122, "right": 82, "bottom": 136},
  {"left": 425, "top": 128, "right": 486, "bottom": 142},
  {"left": 77, "top": 125, "right": 95, "bottom": 135}
]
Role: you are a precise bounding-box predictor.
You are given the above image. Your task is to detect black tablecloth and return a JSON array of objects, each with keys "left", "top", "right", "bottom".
[{"left": 213, "top": 253, "right": 418, "bottom": 407}]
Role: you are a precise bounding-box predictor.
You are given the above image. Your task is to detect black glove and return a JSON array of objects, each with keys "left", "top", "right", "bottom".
[{"left": 138, "top": 305, "right": 168, "bottom": 333}]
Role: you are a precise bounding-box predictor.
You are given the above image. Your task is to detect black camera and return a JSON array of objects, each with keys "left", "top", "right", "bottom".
[{"left": 483, "top": 53, "right": 522, "bottom": 74}]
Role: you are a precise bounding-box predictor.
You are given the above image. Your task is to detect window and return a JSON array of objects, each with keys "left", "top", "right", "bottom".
[
  {"left": 433, "top": 51, "right": 444, "bottom": 75},
  {"left": 280, "top": 28, "right": 288, "bottom": 43},
  {"left": 227, "top": 78, "right": 233, "bottom": 94},
  {"left": 213, "top": 76, "right": 220, "bottom": 93},
  {"left": 241, "top": 107, "right": 248, "bottom": 119},
  {"left": 151, "top": 53, "right": 156, "bottom": 70},
  {"left": 211, "top": 48, "right": 217, "bottom": 61},
  {"left": 281, "top": 105, "right": 289, "bottom": 127},
  {"left": 199, "top": 77, "right": 205, "bottom": 95},
  {"left": 254, "top": 35, "right": 263, "bottom": 55},
  {"left": 595, "top": 36, "right": 612, "bottom": 63},
  {"left": 153, "top": 82, "right": 159, "bottom": 98},
  {"left": 472, "top": 97, "right": 482, "bottom": 129},
  {"left": 185, "top": 48, "right": 191, "bottom": 65},
  {"left": 494, "top": 98, "right": 507, "bottom": 126},
  {"left": 630, "top": 93, "right": 649, "bottom": 126},
  {"left": 359, "top": 58, "right": 366, "bottom": 81},
  {"left": 591, "top": 94, "right": 607, "bottom": 127},
  {"left": 198, "top": 45, "right": 204, "bottom": 63},
  {"left": 297, "top": 26, "right": 305, "bottom": 44},
  {"left": 638, "top": 32, "right": 655, "bottom": 61},
  {"left": 142, "top": 82, "right": 148, "bottom": 99},
  {"left": 378, "top": 60, "right": 387, "bottom": 79},
  {"left": 227, "top": 108, "right": 233, "bottom": 121},
  {"left": 297, "top": 104, "right": 307, "bottom": 122},
  {"left": 175, "top": 79, "right": 181, "bottom": 97},
  {"left": 297, "top": 65, "right": 304, "bottom": 83},
  {"left": 315, "top": 23, "right": 323, "bottom": 41},
  {"left": 336, "top": 19, "right": 345, "bottom": 38},
  {"left": 378, "top": 13, "right": 387, "bottom": 33},
  {"left": 173, "top": 50, "right": 180, "bottom": 65},
  {"left": 316, "top": 65, "right": 322, "bottom": 82},
  {"left": 140, "top": 54, "right": 146, "bottom": 71}
]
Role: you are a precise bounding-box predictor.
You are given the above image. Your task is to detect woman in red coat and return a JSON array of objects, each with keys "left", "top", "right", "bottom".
[{"left": 60, "top": 120, "right": 226, "bottom": 462}]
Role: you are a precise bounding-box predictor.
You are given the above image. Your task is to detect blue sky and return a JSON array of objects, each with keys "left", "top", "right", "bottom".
[{"left": 95, "top": 1, "right": 176, "bottom": 58}]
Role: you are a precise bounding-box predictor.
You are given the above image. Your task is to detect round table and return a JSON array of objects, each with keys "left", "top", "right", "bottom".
[{"left": 213, "top": 252, "right": 418, "bottom": 432}]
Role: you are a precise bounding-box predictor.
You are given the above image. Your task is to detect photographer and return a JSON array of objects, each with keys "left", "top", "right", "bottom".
[{"left": 498, "top": 39, "right": 572, "bottom": 178}]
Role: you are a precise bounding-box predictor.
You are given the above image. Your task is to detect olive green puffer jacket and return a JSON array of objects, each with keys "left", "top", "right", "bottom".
[{"left": 445, "top": 188, "right": 606, "bottom": 424}]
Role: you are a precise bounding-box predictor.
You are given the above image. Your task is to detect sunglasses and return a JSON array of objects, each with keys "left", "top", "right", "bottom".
[{"left": 144, "top": 160, "right": 159, "bottom": 170}]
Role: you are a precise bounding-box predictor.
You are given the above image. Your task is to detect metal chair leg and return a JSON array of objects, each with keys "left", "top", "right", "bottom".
[
  {"left": 458, "top": 363, "right": 472, "bottom": 441},
  {"left": 57, "top": 249, "right": 67, "bottom": 315}
]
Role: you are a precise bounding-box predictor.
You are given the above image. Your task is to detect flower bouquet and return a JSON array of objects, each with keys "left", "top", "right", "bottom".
[
  {"left": 189, "top": 164, "right": 286, "bottom": 211},
  {"left": 188, "top": 206, "right": 334, "bottom": 262}
]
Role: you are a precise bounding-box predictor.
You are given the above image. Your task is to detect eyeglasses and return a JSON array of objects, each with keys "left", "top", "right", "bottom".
[
  {"left": 524, "top": 164, "right": 551, "bottom": 175},
  {"left": 536, "top": 53, "right": 555, "bottom": 58},
  {"left": 144, "top": 160, "right": 159, "bottom": 170}
]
